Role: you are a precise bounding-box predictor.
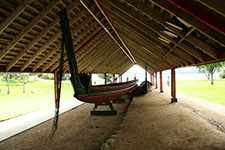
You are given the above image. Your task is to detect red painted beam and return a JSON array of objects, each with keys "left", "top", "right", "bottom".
[{"left": 169, "top": 0, "right": 225, "bottom": 35}]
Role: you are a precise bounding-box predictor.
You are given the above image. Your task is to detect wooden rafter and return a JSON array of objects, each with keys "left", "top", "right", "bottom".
[
  {"left": 0, "top": 0, "right": 33, "bottom": 34},
  {"left": 100, "top": 1, "right": 193, "bottom": 67},
  {"left": 33, "top": 23, "right": 100, "bottom": 72},
  {"left": 94, "top": 0, "right": 137, "bottom": 64},
  {"left": 21, "top": 9, "right": 87, "bottom": 71},
  {"left": 151, "top": 0, "right": 225, "bottom": 47},
  {"left": 46, "top": 23, "right": 101, "bottom": 72},
  {"left": 49, "top": 26, "right": 104, "bottom": 72},
  {"left": 5, "top": 1, "right": 80, "bottom": 71},
  {"left": 122, "top": 0, "right": 219, "bottom": 60},
  {"left": 80, "top": 0, "right": 136, "bottom": 64},
  {"left": 0, "top": 0, "right": 60, "bottom": 60}
]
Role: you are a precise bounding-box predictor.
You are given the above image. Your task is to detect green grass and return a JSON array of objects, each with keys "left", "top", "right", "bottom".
[
  {"left": 177, "top": 79, "right": 225, "bottom": 106},
  {"left": 0, "top": 80, "right": 74, "bottom": 121}
]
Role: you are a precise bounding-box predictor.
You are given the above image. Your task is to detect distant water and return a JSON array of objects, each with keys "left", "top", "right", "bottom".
[
  {"left": 122, "top": 73, "right": 220, "bottom": 85},
  {"left": 91, "top": 65, "right": 221, "bottom": 85}
]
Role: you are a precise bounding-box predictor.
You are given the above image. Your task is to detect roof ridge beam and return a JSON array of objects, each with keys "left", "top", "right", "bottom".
[
  {"left": 79, "top": 0, "right": 136, "bottom": 64},
  {"left": 94, "top": 0, "right": 137, "bottom": 64}
]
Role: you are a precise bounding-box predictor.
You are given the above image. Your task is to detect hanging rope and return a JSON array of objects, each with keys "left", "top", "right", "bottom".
[{"left": 50, "top": 35, "right": 64, "bottom": 138}]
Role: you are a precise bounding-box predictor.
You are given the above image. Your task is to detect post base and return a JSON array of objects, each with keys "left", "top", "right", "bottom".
[
  {"left": 171, "top": 97, "right": 177, "bottom": 103},
  {"left": 160, "top": 91, "right": 164, "bottom": 93}
]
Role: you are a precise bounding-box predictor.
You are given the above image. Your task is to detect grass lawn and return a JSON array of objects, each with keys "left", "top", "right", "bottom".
[
  {"left": 176, "top": 79, "right": 225, "bottom": 106},
  {"left": 0, "top": 80, "right": 74, "bottom": 121}
]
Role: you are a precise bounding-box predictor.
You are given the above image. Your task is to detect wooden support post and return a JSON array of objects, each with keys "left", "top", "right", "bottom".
[
  {"left": 120, "top": 74, "right": 122, "bottom": 83},
  {"left": 160, "top": 71, "right": 163, "bottom": 93},
  {"left": 155, "top": 72, "right": 158, "bottom": 89},
  {"left": 113, "top": 74, "right": 115, "bottom": 83},
  {"left": 104, "top": 73, "right": 107, "bottom": 85},
  {"left": 89, "top": 73, "right": 92, "bottom": 86},
  {"left": 171, "top": 67, "right": 177, "bottom": 102}
]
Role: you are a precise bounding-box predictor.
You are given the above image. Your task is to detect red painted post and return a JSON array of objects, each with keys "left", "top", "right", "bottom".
[
  {"left": 113, "top": 74, "right": 115, "bottom": 83},
  {"left": 155, "top": 72, "right": 158, "bottom": 89},
  {"left": 171, "top": 67, "right": 177, "bottom": 102},
  {"left": 152, "top": 73, "right": 155, "bottom": 86},
  {"left": 104, "top": 73, "right": 106, "bottom": 85},
  {"left": 160, "top": 71, "right": 163, "bottom": 93},
  {"left": 150, "top": 74, "right": 152, "bottom": 83}
]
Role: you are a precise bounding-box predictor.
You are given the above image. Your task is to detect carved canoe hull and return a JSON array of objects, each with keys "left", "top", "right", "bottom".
[{"left": 76, "top": 80, "right": 137, "bottom": 104}]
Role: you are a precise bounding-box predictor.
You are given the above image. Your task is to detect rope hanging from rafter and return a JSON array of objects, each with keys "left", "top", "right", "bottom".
[{"left": 51, "top": 33, "right": 64, "bottom": 138}]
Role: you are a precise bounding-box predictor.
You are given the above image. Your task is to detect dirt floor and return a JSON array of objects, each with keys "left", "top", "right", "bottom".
[{"left": 0, "top": 87, "right": 225, "bottom": 150}]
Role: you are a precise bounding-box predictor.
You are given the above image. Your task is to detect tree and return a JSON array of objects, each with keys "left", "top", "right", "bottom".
[
  {"left": 197, "top": 61, "right": 225, "bottom": 85},
  {"left": 98, "top": 74, "right": 114, "bottom": 84},
  {"left": 220, "top": 69, "right": 225, "bottom": 78}
]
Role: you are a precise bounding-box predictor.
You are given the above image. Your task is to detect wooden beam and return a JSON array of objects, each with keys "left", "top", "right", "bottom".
[
  {"left": 0, "top": 0, "right": 60, "bottom": 60},
  {"left": 33, "top": 23, "right": 101, "bottom": 72},
  {"left": 50, "top": 27, "right": 104, "bottom": 72},
  {"left": 5, "top": 1, "right": 80, "bottom": 71},
  {"left": 80, "top": 0, "right": 136, "bottom": 64},
  {"left": 151, "top": 0, "right": 225, "bottom": 46},
  {"left": 94, "top": 0, "right": 137, "bottom": 64},
  {"left": 79, "top": 39, "right": 117, "bottom": 73},
  {"left": 124, "top": 0, "right": 219, "bottom": 59},
  {"left": 101, "top": 0, "right": 206, "bottom": 64},
  {"left": 169, "top": 0, "right": 225, "bottom": 35},
  {"left": 0, "top": 0, "right": 33, "bottom": 34},
  {"left": 20, "top": 9, "right": 87, "bottom": 71},
  {"left": 90, "top": 47, "right": 120, "bottom": 73},
  {"left": 198, "top": 0, "right": 225, "bottom": 16}
]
